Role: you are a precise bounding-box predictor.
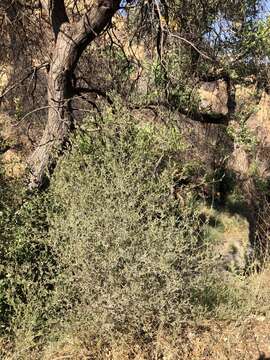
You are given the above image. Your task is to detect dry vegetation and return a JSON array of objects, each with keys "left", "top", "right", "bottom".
[
  {"left": 1, "top": 107, "right": 270, "bottom": 359},
  {"left": 1, "top": 0, "right": 270, "bottom": 359}
]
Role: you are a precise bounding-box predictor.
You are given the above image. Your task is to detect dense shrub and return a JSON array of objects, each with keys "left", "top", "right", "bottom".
[
  {"left": 45, "top": 110, "right": 228, "bottom": 340},
  {"left": 0, "top": 108, "right": 239, "bottom": 357}
]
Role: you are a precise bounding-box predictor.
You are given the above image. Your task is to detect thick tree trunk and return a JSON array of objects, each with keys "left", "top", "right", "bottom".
[
  {"left": 28, "top": 32, "right": 74, "bottom": 188},
  {"left": 28, "top": 0, "right": 120, "bottom": 189}
]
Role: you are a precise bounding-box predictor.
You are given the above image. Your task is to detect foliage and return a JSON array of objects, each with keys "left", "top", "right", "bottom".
[
  {"left": 47, "top": 109, "right": 224, "bottom": 337},
  {"left": 0, "top": 108, "right": 245, "bottom": 357},
  {"left": 227, "top": 108, "right": 259, "bottom": 152},
  {"left": 0, "top": 0, "right": 270, "bottom": 357}
]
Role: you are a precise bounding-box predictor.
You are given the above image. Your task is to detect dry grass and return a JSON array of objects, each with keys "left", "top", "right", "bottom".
[{"left": 36, "top": 316, "right": 270, "bottom": 360}]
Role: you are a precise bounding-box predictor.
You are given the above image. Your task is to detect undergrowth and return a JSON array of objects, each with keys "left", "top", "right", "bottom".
[{"left": 0, "top": 107, "right": 269, "bottom": 359}]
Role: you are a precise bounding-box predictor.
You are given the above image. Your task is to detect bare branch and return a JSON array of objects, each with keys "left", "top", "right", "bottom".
[
  {"left": 13, "top": 105, "right": 51, "bottom": 126},
  {"left": 0, "top": 63, "right": 49, "bottom": 104},
  {"left": 54, "top": 0, "right": 121, "bottom": 74},
  {"left": 74, "top": 87, "right": 113, "bottom": 105},
  {"left": 168, "top": 32, "right": 216, "bottom": 63},
  {"left": 154, "top": 0, "right": 166, "bottom": 61}
]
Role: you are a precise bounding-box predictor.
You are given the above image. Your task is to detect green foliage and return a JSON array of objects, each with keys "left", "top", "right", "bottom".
[
  {"left": 0, "top": 190, "right": 57, "bottom": 334},
  {"left": 240, "top": 16, "right": 270, "bottom": 59},
  {"left": 49, "top": 109, "right": 220, "bottom": 335},
  {"left": 227, "top": 112, "right": 258, "bottom": 152},
  {"left": 1, "top": 0, "right": 270, "bottom": 356},
  {"left": 152, "top": 51, "right": 200, "bottom": 112},
  {"left": 0, "top": 108, "right": 242, "bottom": 357}
]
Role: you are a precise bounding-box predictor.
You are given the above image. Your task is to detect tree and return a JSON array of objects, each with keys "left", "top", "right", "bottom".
[
  {"left": 29, "top": 0, "right": 120, "bottom": 188},
  {"left": 0, "top": 0, "right": 266, "bottom": 189},
  {"left": 1, "top": 0, "right": 120, "bottom": 188}
]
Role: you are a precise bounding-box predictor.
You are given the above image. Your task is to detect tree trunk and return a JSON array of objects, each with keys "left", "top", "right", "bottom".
[
  {"left": 28, "top": 0, "right": 120, "bottom": 189},
  {"left": 28, "top": 31, "right": 74, "bottom": 188}
]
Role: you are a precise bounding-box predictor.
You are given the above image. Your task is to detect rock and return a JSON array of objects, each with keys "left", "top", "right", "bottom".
[
  {"left": 0, "top": 113, "right": 17, "bottom": 142},
  {"left": 227, "top": 91, "right": 270, "bottom": 179},
  {"left": 235, "top": 84, "right": 257, "bottom": 112},
  {"left": 1, "top": 149, "right": 26, "bottom": 178},
  {"left": 228, "top": 143, "right": 250, "bottom": 177},
  {"left": 198, "top": 80, "right": 229, "bottom": 116},
  {"left": 0, "top": 65, "right": 12, "bottom": 92},
  {"left": 0, "top": 113, "right": 29, "bottom": 178},
  {"left": 0, "top": 112, "right": 33, "bottom": 153},
  {"left": 247, "top": 91, "right": 270, "bottom": 147}
]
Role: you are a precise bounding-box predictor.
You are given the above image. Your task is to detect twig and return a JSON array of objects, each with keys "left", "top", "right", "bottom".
[
  {"left": 12, "top": 105, "right": 50, "bottom": 127},
  {"left": 74, "top": 87, "right": 113, "bottom": 104},
  {"left": 154, "top": 0, "right": 166, "bottom": 62},
  {"left": 0, "top": 63, "right": 49, "bottom": 104},
  {"left": 168, "top": 31, "right": 216, "bottom": 62},
  {"left": 153, "top": 154, "right": 164, "bottom": 177}
]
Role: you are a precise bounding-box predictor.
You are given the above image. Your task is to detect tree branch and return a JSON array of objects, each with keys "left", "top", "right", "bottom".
[
  {"left": 48, "top": 0, "right": 69, "bottom": 39},
  {"left": 58, "top": 0, "right": 121, "bottom": 74},
  {"left": 133, "top": 101, "right": 229, "bottom": 125},
  {"left": 168, "top": 31, "right": 216, "bottom": 63},
  {"left": 74, "top": 87, "right": 113, "bottom": 104},
  {"left": 0, "top": 63, "right": 49, "bottom": 104}
]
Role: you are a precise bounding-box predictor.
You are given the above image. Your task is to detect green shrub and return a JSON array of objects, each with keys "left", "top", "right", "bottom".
[
  {"left": 0, "top": 108, "right": 243, "bottom": 357},
  {"left": 45, "top": 110, "right": 226, "bottom": 341}
]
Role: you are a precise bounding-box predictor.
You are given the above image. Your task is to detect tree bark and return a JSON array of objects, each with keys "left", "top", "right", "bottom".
[{"left": 28, "top": 0, "right": 120, "bottom": 189}]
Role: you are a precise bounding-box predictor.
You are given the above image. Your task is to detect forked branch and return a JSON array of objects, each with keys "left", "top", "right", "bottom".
[{"left": 48, "top": 0, "right": 69, "bottom": 39}]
